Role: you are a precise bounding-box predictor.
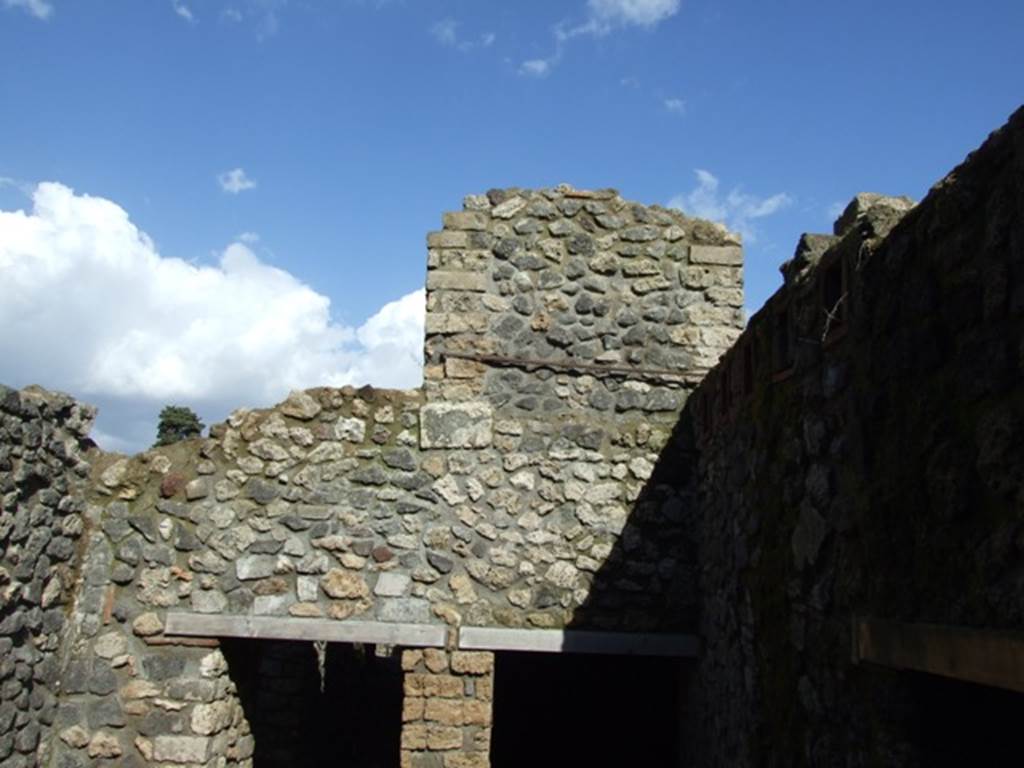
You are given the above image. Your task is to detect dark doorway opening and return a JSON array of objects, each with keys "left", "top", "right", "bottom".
[
  {"left": 908, "top": 673, "right": 1024, "bottom": 767},
  {"left": 490, "top": 651, "right": 688, "bottom": 767},
  {"left": 221, "top": 639, "right": 403, "bottom": 767}
]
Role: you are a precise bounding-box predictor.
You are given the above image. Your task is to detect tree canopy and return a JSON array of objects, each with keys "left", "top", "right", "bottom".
[{"left": 154, "top": 405, "right": 204, "bottom": 447}]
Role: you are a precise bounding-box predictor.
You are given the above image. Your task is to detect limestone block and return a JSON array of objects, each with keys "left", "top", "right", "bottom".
[
  {"left": 426, "top": 271, "right": 488, "bottom": 292},
  {"left": 420, "top": 402, "right": 493, "bottom": 449},
  {"left": 443, "top": 211, "right": 488, "bottom": 230},
  {"left": 321, "top": 569, "right": 370, "bottom": 599},
  {"left": 280, "top": 390, "right": 322, "bottom": 420},
  {"left": 153, "top": 735, "right": 211, "bottom": 763},
  {"left": 451, "top": 651, "right": 493, "bottom": 675},
  {"left": 425, "top": 312, "right": 489, "bottom": 335},
  {"left": 375, "top": 572, "right": 412, "bottom": 597},
  {"left": 235, "top": 555, "right": 276, "bottom": 581},
  {"left": 379, "top": 597, "right": 432, "bottom": 623},
  {"left": 427, "top": 231, "right": 471, "bottom": 249},
  {"left": 689, "top": 245, "right": 743, "bottom": 266},
  {"left": 191, "top": 702, "right": 233, "bottom": 736}
]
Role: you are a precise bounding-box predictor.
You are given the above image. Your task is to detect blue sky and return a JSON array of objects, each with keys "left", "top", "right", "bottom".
[{"left": 1, "top": 0, "right": 1022, "bottom": 451}]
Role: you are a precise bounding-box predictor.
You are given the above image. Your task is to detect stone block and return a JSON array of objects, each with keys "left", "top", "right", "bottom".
[
  {"left": 235, "top": 555, "right": 276, "bottom": 581},
  {"left": 424, "top": 699, "right": 463, "bottom": 725},
  {"left": 320, "top": 569, "right": 370, "bottom": 599},
  {"left": 689, "top": 245, "right": 743, "bottom": 266},
  {"left": 420, "top": 402, "right": 492, "bottom": 449},
  {"left": 424, "top": 313, "right": 489, "bottom": 335},
  {"left": 423, "top": 648, "right": 449, "bottom": 673},
  {"left": 450, "top": 652, "right": 493, "bottom": 675},
  {"left": 402, "top": 649, "right": 424, "bottom": 671},
  {"left": 190, "top": 702, "right": 233, "bottom": 736},
  {"left": 153, "top": 735, "right": 211, "bottom": 764},
  {"left": 426, "top": 725, "right": 463, "bottom": 751},
  {"left": 462, "top": 700, "right": 491, "bottom": 726},
  {"left": 375, "top": 572, "right": 412, "bottom": 597},
  {"left": 444, "top": 754, "right": 489, "bottom": 768},
  {"left": 401, "top": 724, "right": 427, "bottom": 751},
  {"left": 426, "top": 272, "right": 488, "bottom": 292},
  {"left": 442, "top": 211, "right": 488, "bottom": 231},
  {"left": 280, "top": 390, "right": 321, "bottom": 420},
  {"left": 403, "top": 696, "right": 425, "bottom": 722},
  {"left": 404, "top": 674, "right": 464, "bottom": 699},
  {"left": 427, "top": 231, "right": 471, "bottom": 249},
  {"left": 378, "top": 598, "right": 431, "bottom": 623}
]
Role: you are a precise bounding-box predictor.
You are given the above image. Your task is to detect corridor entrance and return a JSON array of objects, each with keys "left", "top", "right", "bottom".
[
  {"left": 490, "top": 651, "right": 689, "bottom": 767},
  {"left": 221, "top": 639, "right": 403, "bottom": 767}
]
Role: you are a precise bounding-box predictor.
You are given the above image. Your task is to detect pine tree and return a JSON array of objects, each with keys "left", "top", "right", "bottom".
[{"left": 154, "top": 405, "right": 204, "bottom": 447}]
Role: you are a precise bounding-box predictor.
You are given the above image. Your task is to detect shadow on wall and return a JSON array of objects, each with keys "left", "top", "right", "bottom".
[
  {"left": 221, "top": 638, "right": 403, "bottom": 768},
  {"left": 565, "top": 402, "right": 701, "bottom": 634}
]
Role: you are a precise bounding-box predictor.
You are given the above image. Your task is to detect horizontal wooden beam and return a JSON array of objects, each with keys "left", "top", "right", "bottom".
[
  {"left": 458, "top": 627, "right": 700, "bottom": 657},
  {"left": 853, "top": 617, "right": 1024, "bottom": 694},
  {"left": 164, "top": 613, "right": 447, "bottom": 648}
]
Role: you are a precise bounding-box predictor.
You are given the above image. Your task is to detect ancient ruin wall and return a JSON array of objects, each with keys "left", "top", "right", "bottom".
[
  {"left": 0, "top": 386, "right": 94, "bottom": 767},
  {"left": 685, "top": 108, "right": 1024, "bottom": 766},
  {"left": 36, "top": 186, "right": 744, "bottom": 766}
]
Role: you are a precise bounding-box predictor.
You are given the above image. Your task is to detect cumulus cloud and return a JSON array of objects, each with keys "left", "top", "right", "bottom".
[
  {"left": 3, "top": 0, "right": 53, "bottom": 20},
  {"left": 0, "top": 183, "right": 425, "bottom": 452},
  {"left": 218, "top": 168, "right": 257, "bottom": 194},
  {"left": 668, "top": 170, "right": 792, "bottom": 243},
  {"left": 172, "top": 0, "right": 195, "bottom": 23}
]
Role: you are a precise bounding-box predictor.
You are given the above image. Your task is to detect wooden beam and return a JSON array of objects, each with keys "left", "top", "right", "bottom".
[
  {"left": 458, "top": 627, "right": 700, "bottom": 657},
  {"left": 853, "top": 617, "right": 1024, "bottom": 694},
  {"left": 164, "top": 613, "right": 447, "bottom": 648}
]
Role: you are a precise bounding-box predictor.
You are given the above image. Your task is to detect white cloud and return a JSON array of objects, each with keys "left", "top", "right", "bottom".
[
  {"left": 0, "top": 182, "right": 425, "bottom": 452},
  {"left": 663, "top": 97, "right": 685, "bottom": 114},
  {"left": 668, "top": 169, "right": 793, "bottom": 244},
  {"left": 172, "top": 0, "right": 195, "bottom": 23},
  {"left": 237, "top": 231, "right": 260, "bottom": 244},
  {"left": 521, "top": 0, "right": 678, "bottom": 76},
  {"left": 3, "top": 0, "right": 53, "bottom": 20},
  {"left": 588, "top": 0, "right": 680, "bottom": 28},
  {"left": 430, "top": 19, "right": 496, "bottom": 51},
  {"left": 219, "top": 0, "right": 286, "bottom": 39},
  {"left": 431, "top": 19, "right": 458, "bottom": 46},
  {"left": 218, "top": 168, "right": 257, "bottom": 194},
  {"left": 520, "top": 58, "right": 553, "bottom": 77}
]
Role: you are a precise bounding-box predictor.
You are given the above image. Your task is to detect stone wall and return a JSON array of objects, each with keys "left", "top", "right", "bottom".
[
  {"left": 0, "top": 386, "right": 94, "bottom": 768},
  {"left": 684, "top": 107, "right": 1024, "bottom": 766},
  {"left": 24, "top": 187, "right": 743, "bottom": 766}
]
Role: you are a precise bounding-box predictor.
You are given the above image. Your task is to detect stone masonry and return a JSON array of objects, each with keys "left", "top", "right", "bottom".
[
  {"left": 1, "top": 106, "right": 1022, "bottom": 767},
  {"left": 1, "top": 185, "right": 744, "bottom": 767}
]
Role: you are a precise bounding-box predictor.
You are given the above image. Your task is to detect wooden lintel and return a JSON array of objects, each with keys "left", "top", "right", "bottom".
[
  {"left": 458, "top": 627, "right": 701, "bottom": 657},
  {"left": 164, "top": 613, "right": 447, "bottom": 648},
  {"left": 853, "top": 616, "right": 1024, "bottom": 694}
]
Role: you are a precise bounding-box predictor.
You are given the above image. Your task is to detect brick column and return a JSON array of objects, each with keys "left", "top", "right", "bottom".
[{"left": 400, "top": 649, "right": 494, "bottom": 768}]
